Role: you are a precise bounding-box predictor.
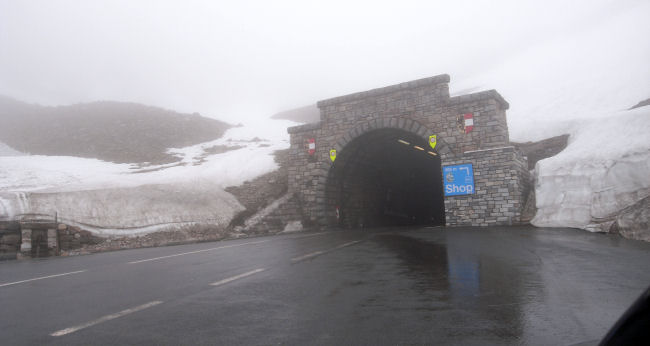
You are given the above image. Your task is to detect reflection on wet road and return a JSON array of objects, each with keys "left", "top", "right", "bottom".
[
  {"left": 276, "top": 227, "right": 650, "bottom": 345},
  {"left": 1, "top": 226, "right": 649, "bottom": 345}
]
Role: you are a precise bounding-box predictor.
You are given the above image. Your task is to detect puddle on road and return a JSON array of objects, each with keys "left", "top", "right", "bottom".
[
  {"left": 371, "top": 233, "right": 530, "bottom": 341},
  {"left": 372, "top": 234, "right": 450, "bottom": 292}
]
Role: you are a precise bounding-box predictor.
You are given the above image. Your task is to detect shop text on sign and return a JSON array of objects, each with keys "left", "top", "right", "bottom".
[{"left": 443, "top": 163, "right": 475, "bottom": 196}]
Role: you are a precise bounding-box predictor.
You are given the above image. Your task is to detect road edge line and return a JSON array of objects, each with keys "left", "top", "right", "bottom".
[
  {"left": 0, "top": 270, "right": 87, "bottom": 288},
  {"left": 50, "top": 300, "right": 163, "bottom": 337},
  {"left": 128, "top": 240, "right": 270, "bottom": 264}
]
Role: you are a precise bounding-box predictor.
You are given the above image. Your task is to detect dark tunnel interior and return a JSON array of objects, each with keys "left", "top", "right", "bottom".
[{"left": 325, "top": 129, "right": 445, "bottom": 228}]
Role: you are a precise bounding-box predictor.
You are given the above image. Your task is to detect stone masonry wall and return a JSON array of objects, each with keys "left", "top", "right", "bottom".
[
  {"left": 287, "top": 74, "right": 520, "bottom": 227},
  {"left": 443, "top": 146, "right": 530, "bottom": 226},
  {"left": 5, "top": 220, "right": 235, "bottom": 259},
  {"left": 57, "top": 223, "right": 232, "bottom": 256},
  {"left": 0, "top": 221, "right": 21, "bottom": 260}
]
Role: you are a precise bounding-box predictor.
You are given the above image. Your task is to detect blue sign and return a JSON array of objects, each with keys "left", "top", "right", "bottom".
[{"left": 443, "top": 164, "right": 475, "bottom": 196}]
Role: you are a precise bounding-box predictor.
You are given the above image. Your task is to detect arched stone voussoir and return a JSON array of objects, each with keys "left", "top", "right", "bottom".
[
  {"left": 335, "top": 140, "right": 346, "bottom": 152},
  {"left": 378, "top": 117, "right": 391, "bottom": 129},
  {"left": 403, "top": 119, "right": 414, "bottom": 132},
  {"left": 334, "top": 117, "right": 450, "bottom": 156}
]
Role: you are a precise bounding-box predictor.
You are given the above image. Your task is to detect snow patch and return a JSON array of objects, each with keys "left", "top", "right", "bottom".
[{"left": 281, "top": 221, "right": 303, "bottom": 234}]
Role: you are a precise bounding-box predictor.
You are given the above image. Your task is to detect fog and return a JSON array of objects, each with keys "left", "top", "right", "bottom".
[{"left": 0, "top": 0, "right": 646, "bottom": 123}]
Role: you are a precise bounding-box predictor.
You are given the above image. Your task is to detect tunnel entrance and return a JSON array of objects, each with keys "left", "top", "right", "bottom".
[{"left": 325, "top": 129, "right": 445, "bottom": 228}]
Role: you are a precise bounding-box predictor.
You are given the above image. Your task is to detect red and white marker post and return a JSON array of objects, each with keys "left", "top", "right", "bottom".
[
  {"left": 463, "top": 113, "right": 474, "bottom": 133},
  {"left": 307, "top": 138, "right": 316, "bottom": 155}
]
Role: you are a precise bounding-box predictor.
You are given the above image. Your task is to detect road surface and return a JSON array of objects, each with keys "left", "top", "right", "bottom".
[{"left": 1, "top": 226, "right": 649, "bottom": 345}]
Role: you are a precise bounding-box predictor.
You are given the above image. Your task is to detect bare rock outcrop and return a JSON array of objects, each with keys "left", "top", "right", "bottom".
[{"left": 611, "top": 196, "right": 650, "bottom": 242}]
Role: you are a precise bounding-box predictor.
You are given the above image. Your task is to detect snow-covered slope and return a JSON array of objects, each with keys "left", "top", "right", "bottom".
[
  {"left": 0, "top": 119, "right": 296, "bottom": 235},
  {"left": 532, "top": 107, "right": 650, "bottom": 231}
]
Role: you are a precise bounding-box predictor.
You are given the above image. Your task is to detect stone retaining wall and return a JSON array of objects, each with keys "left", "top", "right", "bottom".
[
  {"left": 0, "top": 221, "right": 21, "bottom": 260},
  {"left": 3, "top": 220, "right": 235, "bottom": 259},
  {"left": 57, "top": 223, "right": 231, "bottom": 256}
]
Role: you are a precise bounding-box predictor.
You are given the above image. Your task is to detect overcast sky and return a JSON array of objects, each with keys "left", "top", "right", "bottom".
[{"left": 0, "top": 0, "right": 647, "bottom": 123}]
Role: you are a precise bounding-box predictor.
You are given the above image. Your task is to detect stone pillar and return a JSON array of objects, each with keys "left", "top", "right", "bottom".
[
  {"left": 19, "top": 228, "right": 32, "bottom": 259},
  {"left": 47, "top": 228, "right": 58, "bottom": 256}
]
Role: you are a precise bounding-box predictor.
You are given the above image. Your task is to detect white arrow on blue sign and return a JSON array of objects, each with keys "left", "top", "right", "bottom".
[{"left": 443, "top": 163, "right": 475, "bottom": 196}]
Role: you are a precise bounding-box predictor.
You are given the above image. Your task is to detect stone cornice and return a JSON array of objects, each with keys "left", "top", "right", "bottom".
[
  {"left": 287, "top": 121, "right": 322, "bottom": 134},
  {"left": 317, "top": 74, "right": 450, "bottom": 108},
  {"left": 449, "top": 89, "right": 509, "bottom": 110}
]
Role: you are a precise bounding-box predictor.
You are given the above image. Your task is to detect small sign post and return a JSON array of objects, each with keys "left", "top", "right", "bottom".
[{"left": 443, "top": 163, "right": 475, "bottom": 196}]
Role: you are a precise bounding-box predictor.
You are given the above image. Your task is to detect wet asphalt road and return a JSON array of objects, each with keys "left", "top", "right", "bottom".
[{"left": 1, "top": 226, "right": 649, "bottom": 345}]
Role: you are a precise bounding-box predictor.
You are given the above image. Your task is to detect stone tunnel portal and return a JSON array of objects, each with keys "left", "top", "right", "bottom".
[
  {"left": 286, "top": 74, "right": 530, "bottom": 229},
  {"left": 325, "top": 128, "right": 445, "bottom": 228}
]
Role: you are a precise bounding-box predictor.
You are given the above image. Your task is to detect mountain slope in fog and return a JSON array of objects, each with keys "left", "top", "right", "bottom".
[
  {"left": 0, "top": 95, "right": 232, "bottom": 164},
  {"left": 271, "top": 104, "right": 319, "bottom": 124}
]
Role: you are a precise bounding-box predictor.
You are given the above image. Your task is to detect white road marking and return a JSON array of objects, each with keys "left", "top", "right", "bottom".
[
  {"left": 210, "top": 268, "right": 266, "bottom": 287},
  {"left": 291, "top": 250, "right": 326, "bottom": 262},
  {"left": 0, "top": 270, "right": 87, "bottom": 288},
  {"left": 335, "top": 240, "right": 362, "bottom": 249},
  {"left": 128, "top": 240, "right": 270, "bottom": 264},
  {"left": 291, "top": 239, "right": 364, "bottom": 263},
  {"left": 50, "top": 301, "right": 163, "bottom": 337},
  {"left": 288, "top": 231, "right": 332, "bottom": 239}
]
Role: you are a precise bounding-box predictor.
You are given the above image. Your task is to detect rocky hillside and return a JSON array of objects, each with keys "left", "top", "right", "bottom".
[
  {"left": 0, "top": 96, "right": 232, "bottom": 164},
  {"left": 226, "top": 149, "right": 290, "bottom": 228},
  {"left": 629, "top": 97, "right": 650, "bottom": 110},
  {"left": 512, "top": 134, "right": 569, "bottom": 170}
]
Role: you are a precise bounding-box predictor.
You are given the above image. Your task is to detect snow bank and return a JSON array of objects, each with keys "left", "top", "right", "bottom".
[
  {"left": 0, "top": 119, "right": 296, "bottom": 235},
  {"left": 27, "top": 183, "right": 244, "bottom": 236},
  {"left": 532, "top": 107, "right": 650, "bottom": 231}
]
